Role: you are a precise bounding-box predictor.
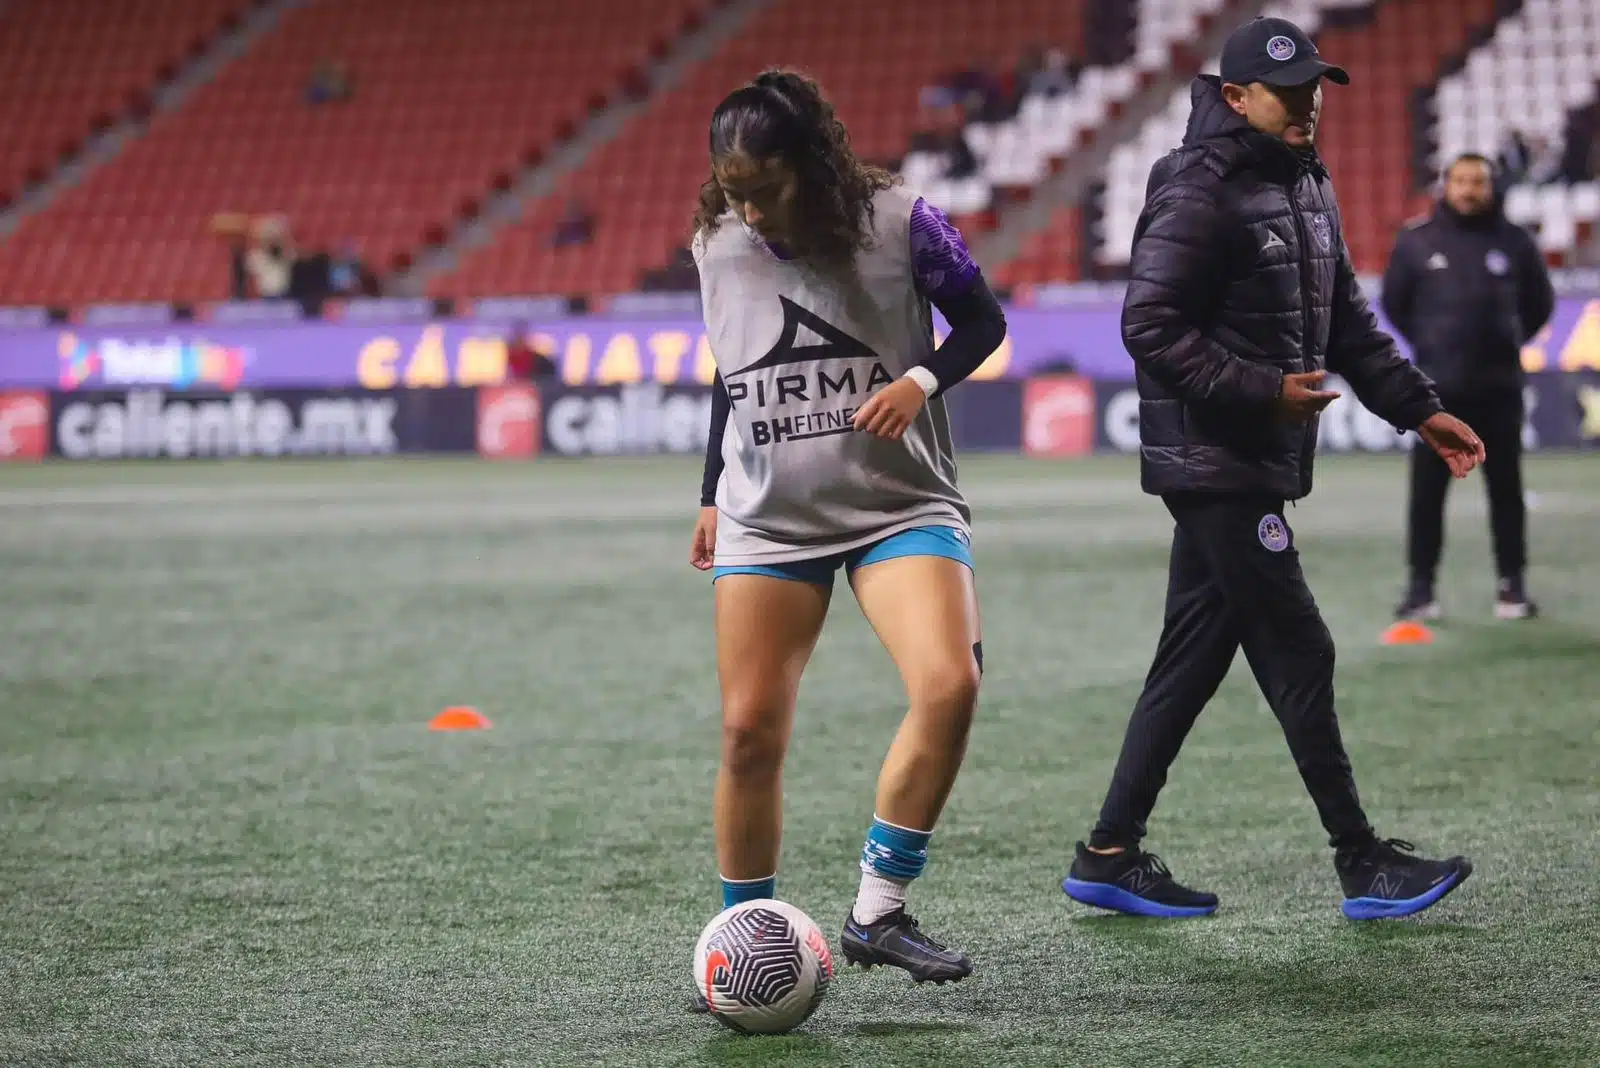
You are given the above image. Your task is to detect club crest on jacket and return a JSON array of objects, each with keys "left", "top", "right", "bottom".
[{"left": 1311, "top": 213, "right": 1333, "bottom": 253}]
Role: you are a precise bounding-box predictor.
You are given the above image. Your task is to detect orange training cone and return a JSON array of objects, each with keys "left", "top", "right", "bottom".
[
  {"left": 429, "top": 705, "right": 492, "bottom": 731},
  {"left": 1380, "top": 620, "right": 1434, "bottom": 646}
]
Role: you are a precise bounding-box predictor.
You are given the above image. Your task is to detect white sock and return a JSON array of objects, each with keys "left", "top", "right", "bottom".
[{"left": 853, "top": 870, "right": 909, "bottom": 924}]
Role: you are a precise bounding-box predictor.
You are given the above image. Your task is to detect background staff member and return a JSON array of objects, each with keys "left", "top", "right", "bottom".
[{"left": 1381, "top": 152, "right": 1555, "bottom": 621}]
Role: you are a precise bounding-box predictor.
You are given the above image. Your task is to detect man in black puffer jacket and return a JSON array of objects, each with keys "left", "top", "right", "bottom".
[{"left": 1061, "top": 17, "right": 1488, "bottom": 924}]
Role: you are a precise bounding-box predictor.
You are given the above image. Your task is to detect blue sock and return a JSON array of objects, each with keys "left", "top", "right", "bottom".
[
  {"left": 855, "top": 816, "right": 933, "bottom": 923},
  {"left": 860, "top": 817, "right": 931, "bottom": 881},
  {"left": 721, "top": 873, "right": 776, "bottom": 909}
]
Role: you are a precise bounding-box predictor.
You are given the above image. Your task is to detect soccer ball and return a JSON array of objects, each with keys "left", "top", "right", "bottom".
[{"left": 692, "top": 899, "right": 834, "bottom": 1034}]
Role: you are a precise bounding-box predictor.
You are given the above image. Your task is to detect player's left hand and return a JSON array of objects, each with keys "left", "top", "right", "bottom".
[
  {"left": 853, "top": 378, "right": 927, "bottom": 441},
  {"left": 1417, "top": 411, "right": 1487, "bottom": 478}
]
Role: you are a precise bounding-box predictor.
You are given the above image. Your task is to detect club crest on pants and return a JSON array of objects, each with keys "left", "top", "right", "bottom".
[{"left": 1258, "top": 514, "right": 1290, "bottom": 552}]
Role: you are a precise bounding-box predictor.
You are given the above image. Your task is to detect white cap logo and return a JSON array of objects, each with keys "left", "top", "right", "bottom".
[{"left": 1267, "top": 35, "right": 1297, "bottom": 61}]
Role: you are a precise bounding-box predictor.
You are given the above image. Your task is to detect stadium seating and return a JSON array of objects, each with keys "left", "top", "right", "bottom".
[
  {"left": 903, "top": 0, "right": 1234, "bottom": 215},
  {"left": 1430, "top": 0, "right": 1600, "bottom": 263},
  {"left": 1294, "top": 0, "right": 1532, "bottom": 272},
  {"left": 1505, "top": 182, "right": 1600, "bottom": 263},
  {"left": 432, "top": 0, "right": 1091, "bottom": 300},
  {"left": 1059, "top": 0, "right": 1508, "bottom": 281},
  {"left": 0, "top": 0, "right": 255, "bottom": 210},
  {"left": 0, "top": 0, "right": 1585, "bottom": 306},
  {"left": 1089, "top": 0, "right": 1352, "bottom": 279},
  {"left": 0, "top": 0, "right": 713, "bottom": 306},
  {"left": 990, "top": 0, "right": 1318, "bottom": 287}
]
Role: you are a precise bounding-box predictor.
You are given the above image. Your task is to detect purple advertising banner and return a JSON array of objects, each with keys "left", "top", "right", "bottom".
[
  {"left": 2, "top": 296, "right": 1598, "bottom": 391},
  {"left": 21, "top": 372, "right": 1594, "bottom": 464}
]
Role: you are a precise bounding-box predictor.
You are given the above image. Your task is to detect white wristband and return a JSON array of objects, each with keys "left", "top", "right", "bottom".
[{"left": 904, "top": 366, "right": 939, "bottom": 398}]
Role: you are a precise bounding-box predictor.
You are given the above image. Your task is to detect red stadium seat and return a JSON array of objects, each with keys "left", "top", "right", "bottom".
[
  {"left": 0, "top": 0, "right": 709, "bottom": 306},
  {"left": 433, "top": 0, "right": 1088, "bottom": 300},
  {"left": 0, "top": 0, "right": 250, "bottom": 204}
]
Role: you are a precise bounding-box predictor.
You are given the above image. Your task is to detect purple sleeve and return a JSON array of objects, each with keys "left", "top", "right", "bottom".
[{"left": 909, "top": 196, "right": 980, "bottom": 301}]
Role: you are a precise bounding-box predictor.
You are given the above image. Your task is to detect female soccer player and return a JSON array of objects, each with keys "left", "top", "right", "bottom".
[{"left": 687, "top": 69, "right": 1007, "bottom": 988}]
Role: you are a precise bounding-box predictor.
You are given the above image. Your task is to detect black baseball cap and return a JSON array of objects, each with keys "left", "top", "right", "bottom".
[{"left": 1220, "top": 16, "right": 1350, "bottom": 87}]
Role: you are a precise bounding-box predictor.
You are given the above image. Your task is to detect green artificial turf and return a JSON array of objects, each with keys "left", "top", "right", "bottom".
[{"left": 1, "top": 453, "right": 1596, "bottom": 1067}]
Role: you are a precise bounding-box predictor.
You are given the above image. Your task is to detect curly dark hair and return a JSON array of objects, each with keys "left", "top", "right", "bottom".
[{"left": 693, "top": 69, "right": 898, "bottom": 264}]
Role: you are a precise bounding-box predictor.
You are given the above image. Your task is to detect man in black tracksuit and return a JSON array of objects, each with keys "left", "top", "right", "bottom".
[
  {"left": 1381, "top": 153, "right": 1555, "bottom": 621},
  {"left": 1060, "top": 18, "right": 1487, "bottom": 922}
]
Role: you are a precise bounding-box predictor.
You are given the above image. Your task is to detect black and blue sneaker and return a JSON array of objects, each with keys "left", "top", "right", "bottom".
[
  {"left": 841, "top": 908, "right": 972, "bottom": 984},
  {"left": 1337, "top": 838, "right": 1473, "bottom": 920},
  {"left": 1062, "top": 841, "right": 1218, "bottom": 918}
]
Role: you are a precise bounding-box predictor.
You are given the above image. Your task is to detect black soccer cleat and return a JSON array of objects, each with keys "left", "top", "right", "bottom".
[
  {"left": 841, "top": 908, "right": 973, "bottom": 984},
  {"left": 1494, "top": 576, "right": 1539, "bottom": 620},
  {"left": 1337, "top": 837, "right": 1473, "bottom": 920},
  {"left": 687, "top": 992, "right": 710, "bottom": 1014},
  {"left": 1062, "top": 841, "right": 1219, "bottom": 918},
  {"left": 1395, "top": 582, "right": 1441, "bottom": 622}
]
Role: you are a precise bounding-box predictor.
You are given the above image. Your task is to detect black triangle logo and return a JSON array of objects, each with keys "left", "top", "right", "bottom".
[{"left": 724, "top": 297, "right": 883, "bottom": 379}]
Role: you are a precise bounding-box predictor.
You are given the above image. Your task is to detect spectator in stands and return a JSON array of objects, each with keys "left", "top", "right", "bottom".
[
  {"left": 1381, "top": 151, "right": 1555, "bottom": 622},
  {"left": 325, "top": 242, "right": 380, "bottom": 298},
  {"left": 1525, "top": 134, "right": 1564, "bottom": 185},
  {"left": 212, "top": 213, "right": 365, "bottom": 313},
  {"left": 1558, "top": 102, "right": 1599, "bottom": 183},
  {"left": 212, "top": 212, "right": 295, "bottom": 301},
  {"left": 908, "top": 104, "right": 978, "bottom": 181},
  {"left": 936, "top": 129, "right": 979, "bottom": 180},
  {"left": 245, "top": 216, "right": 295, "bottom": 300},
  {"left": 1025, "top": 46, "right": 1079, "bottom": 100},
  {"left": 326, "top": 242, "right": 364, "bottom": 297},
  {"left": 1014, "top": 45, "right": 1046, "bottom": 96},
  {"left": 505, "top": 322, "right": 559, "bottom": 382},
  {"left": 306, "top": 60, "right": 353, "bottom": 105},
  {"left": 921, "top": 64, "right": 1010, "bottom": 123},
  {"left": 1496, "top": 128, "right": 1531, "bottom": 185},
  {"left": 212, "top": 212, "right": 254, "bottom": 301},
  {"left": 552, "top": 196, "right": 595, "bottom": 248},
  {"left": 917, "top": 83, "right": 953, "bottom": 112}
]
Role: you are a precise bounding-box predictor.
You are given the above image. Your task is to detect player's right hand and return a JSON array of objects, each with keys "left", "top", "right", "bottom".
[
  {"left": 1274, "top": 370, "right": 1341, "bottom": 422},
  {"left": 1417, "top": 411, "right": 1486, "bottom": 478},
  {"left": 690, "top": 506, "right": 718, "bottom": 570}
]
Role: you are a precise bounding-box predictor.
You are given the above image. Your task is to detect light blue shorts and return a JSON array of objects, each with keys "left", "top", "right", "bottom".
[{"left": 711, "top": 525, "right": 973, "bottom": 588}]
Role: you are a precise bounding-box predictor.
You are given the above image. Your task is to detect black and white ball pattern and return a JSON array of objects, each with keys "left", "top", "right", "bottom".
[{"left": 692, "top": 899, "right": 832, "bottom": 1035}]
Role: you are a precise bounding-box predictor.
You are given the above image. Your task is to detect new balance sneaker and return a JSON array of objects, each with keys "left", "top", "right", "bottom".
[
  {"left": 1395, "top": 582, "right": 1441, "bottom": 622},
  {"left": 1062, "top": 842, "right": 1218, "bottom": 918},
  {"left": 841, "top": 908, "right": 972, "bottom": 984},
  {"left": 1336, "top": 838, "right": 1473, "bottom": 920},
  {"left": 1494, "top": 576, "right": 1539, "bottom": 620}
]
